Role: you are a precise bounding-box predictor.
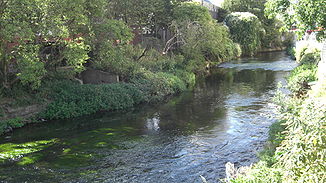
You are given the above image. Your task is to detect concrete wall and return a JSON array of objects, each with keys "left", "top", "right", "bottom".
[{"left": 81, "top": 68, "right": 119, "bottom": 84}]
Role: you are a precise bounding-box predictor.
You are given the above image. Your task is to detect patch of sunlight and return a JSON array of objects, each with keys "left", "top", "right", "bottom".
[
  {"left": 95, "top": 142, "right": 107, "bottom": 147},
  {"left": 62, "top": 148, "right": 71, "bottom": 154},
  {"left": 17, "top": 154, "right": 42, "bottom": 166},
  {"left": 106, "top": 132, "right": 116, "bottom": 136},
  {"left": 80, "top": 170, "right": 98, "bottom": 176},
  {"left": 0, "top": 139, "right": 57, "bottom": 162}
]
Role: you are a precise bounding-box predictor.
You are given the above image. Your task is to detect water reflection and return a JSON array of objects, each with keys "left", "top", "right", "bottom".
[{"left": 146, "top": 114, "right": 160, "bottom": 131}]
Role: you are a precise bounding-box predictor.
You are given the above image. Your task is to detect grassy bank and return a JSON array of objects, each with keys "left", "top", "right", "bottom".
[
  {"left": 0, "top": 63, "right": 197, "bottom": 135},
  {"left": 228, "top": 44, "right": 325, "bottom": 183}
]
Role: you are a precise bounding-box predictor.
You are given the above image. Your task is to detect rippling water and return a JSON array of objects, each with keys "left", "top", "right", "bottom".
[{"left": 0, "top": 52, "right": 296, "bottom": 183}]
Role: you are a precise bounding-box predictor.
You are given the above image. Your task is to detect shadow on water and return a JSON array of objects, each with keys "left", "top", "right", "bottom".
[{"left": 0, "top": 52, "right": 297, "bottom": 182}]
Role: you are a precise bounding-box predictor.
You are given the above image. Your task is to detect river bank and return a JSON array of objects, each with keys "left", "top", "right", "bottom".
[
  {"left": 0, "top": 69, "right": 197, "bottom": 135},
  {"left": 229, "top": 43, "right": 325, "bottom": 182},
  {"left": 0, "top": 51, "right": 297, "bottom": 182},
  {"left": 0, "top": 50, "right": 284, "bottom": 136}
]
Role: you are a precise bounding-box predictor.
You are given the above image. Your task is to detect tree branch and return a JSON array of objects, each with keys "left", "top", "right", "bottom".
[{"left": 136, "top": 45, "right": 149, "bottom": 61}]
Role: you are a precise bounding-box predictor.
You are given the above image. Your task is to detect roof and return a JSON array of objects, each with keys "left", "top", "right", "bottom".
[{"left": 193, "top": 0, "right": 224, "bottom": 7}]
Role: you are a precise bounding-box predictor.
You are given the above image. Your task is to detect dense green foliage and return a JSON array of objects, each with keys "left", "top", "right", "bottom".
[
  {"left": 286, "top": 44, "right": 321, "bottom": 96},
  {"left": 222, "top": 0, "right": 267, "bottom": 22},
  {"left": 41, "top": 82, "right": 144, "bottom": 119},
  {"left": 224, "top": 12, "right": 264, "bottom": 56},
  {"left": 287, "top": 64, "right": 317, "bottom": 96},
  {"left": 41, "top": 69, "right": 193, "bottom": 120},
  {"left": 170, "top": 3, "right": 239, "bottom": 63},
  {"left": 277, "top": 98, "right": 325, "bottom": 182},
  {"left": 266, "top": 0, "right": 326, "bottom": 39},
  {"left": 0, "top": 1, "right": 241, "bottom": 133},
  {"left": 108, "top": 0, "right": 189, "bottom": 29},
  {"left": 0, "top": 117, "right": 24, "bottom": 134},
  {"left": 173, "top": 2, "right": 212, "bottom": 23},
  {"left": 0, "top": 0, "right": 97, "bottom": 89},
  {"left": 222, "top": 0, "right": 288, "bottom": 53},
  {"left": 296, "top": 44, "right": 321, "bottom": 65}
]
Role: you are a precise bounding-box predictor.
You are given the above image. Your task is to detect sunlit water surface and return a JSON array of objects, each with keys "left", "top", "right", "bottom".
[{"left": 0, "top": 52, "right": 297, "bottom": 183}]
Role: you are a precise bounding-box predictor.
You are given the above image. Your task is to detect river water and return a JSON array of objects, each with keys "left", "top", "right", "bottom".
[{"left": 0, "top": 52, "right": 296, "bottom": 183}]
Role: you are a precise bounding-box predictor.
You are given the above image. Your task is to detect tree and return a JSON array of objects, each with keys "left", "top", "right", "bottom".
[
  {"left": 0, "top": 0, "right": 95, "bottom": 90},
  {"left": 107, "top": 0, "right": 189, "bottom": 35},
  {"left": 224, "top": 12, "right": 265, "bottom": 55},
  {"left": 266, "top": 0, "right": 326, "bottom": 39},
  {"left": 167, "top": 2, "right": 238, "bottom": 68},
  {"left": 223, "top": 0, "right": 285, "bottom": 49},
  {"left": 223, "top": 0, "right": 266, "bottom": 19}
]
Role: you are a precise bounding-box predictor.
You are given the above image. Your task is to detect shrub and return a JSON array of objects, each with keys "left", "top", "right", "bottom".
[
  {"left": 138, "top": 51, "right": 181, "bottom": 73},
  {"left": 289, "top": 45, "right": 321, "bottom": 96},
  {"left": 174, "top": 69, "right": 196, "bottom": 88},
  {"left": 91, "top": 44, "right": 141, "bottom": 80},
  {"left": 286, "top": 46, "right": 296, "bottom": 60},
  {"left": 179, "top": 22, "right": 238, "bottom": 67},
  {"left": 276, "top": 98, "right": 326, "bottom": 182},
  {"left": 295, "top": 44, "right": 321, "bottom": 64},
  {"left": 299, "top": 49, "right": 321, "bottom": 65},
  {"left": 41, "top": 81, "right": 144, "bottom": 119},
  {"left": 227, "top": 161, "right": 283, "bottom": 183},
  {"left": 287, "top": 64, "right": 317, "bottom": 96},
  {"left": 224, "top": 12, "right": 264, "bottom": 56},
  {"left": 131, "top": 71, "right": 187, "bottom": 102},
  {"left": 233, "top": 43, "right": 242, "bottom": 58},
  {"left": 171, "top": 2, "right": 239, "bottom": 66},
  {"left": 0, "top": 117, "right": 24, "bottom": 135},
  {"left": 41, "top": 68, "right": 191, "bottom": 120},
  {"left": 173, "top": 2, "right": 212, "bottom": 24}
]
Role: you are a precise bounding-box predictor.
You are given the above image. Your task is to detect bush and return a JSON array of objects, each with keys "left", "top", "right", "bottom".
[
  {"left": 0, "top": 117, "right": 24, "bottom": 135},
  {"left": 91, "top": 44, "right": 142, "bottom": 80},
  {"left": 286, "top": 46, "right": 296, "bottom": 60},
  {"left": 173, "top": 2, "right": 212, "bottom": 24},
  {"left": 295, "top": 44, "right": 321, "bottom": 64},
  {"left": 41, "top": 81, "right": 145, "bottom": 119},
  {"left": 287, "top": 64, "right": 317, "bottom": 96},
  {"left": 228, "top": 161, "right": 283, "bottom": 183},
  {"left": 131, "top": 70, "right": 188, "bottom": 102},
  {"left": 174, "top": 69, "right": 196, "bottom": 88},
  {"left": 258, "top": 120, "right": 286, "bottom": 167},
  {"left": 180, "top": 22, "right": 238, "bottom": 66},
  {"left": 138, "top": 51, "right": 182, "bottom": 73},
  {"left": 41, "top": 68, "right": 192, "bottom": 120},
  {"left": 233, "top": 43, "right": 242, "bottom": 58},
  {"left": 224, "top": 12, "right": 265, "bottom": 56},
  {"left": 276, "top": 98, "right": 326, "bottom": 182},
  {"left": 171, "top": 2, "right": 239, "bottom": 67},
  {"left": 299, "top": 50, "right": 321, "bottom": 65}
]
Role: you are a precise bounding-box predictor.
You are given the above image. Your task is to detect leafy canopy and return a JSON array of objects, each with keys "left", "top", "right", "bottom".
[{"left": 266, "top": 0, "right": 326, "bottom": 39}]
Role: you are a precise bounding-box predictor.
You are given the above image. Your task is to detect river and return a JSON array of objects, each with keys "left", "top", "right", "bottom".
[{"left": 0, "top": 51, "right": 296, "bottom": 183}]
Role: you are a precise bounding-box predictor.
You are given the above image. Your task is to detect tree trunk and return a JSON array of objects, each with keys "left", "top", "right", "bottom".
[{"left": 0, "top": 43, "right": 8, "bottom": 89}]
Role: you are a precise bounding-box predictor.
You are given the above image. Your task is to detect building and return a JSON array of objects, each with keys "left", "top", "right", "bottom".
[{"left": 192, "top": 0, "right": 220, "bottom": 19}]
